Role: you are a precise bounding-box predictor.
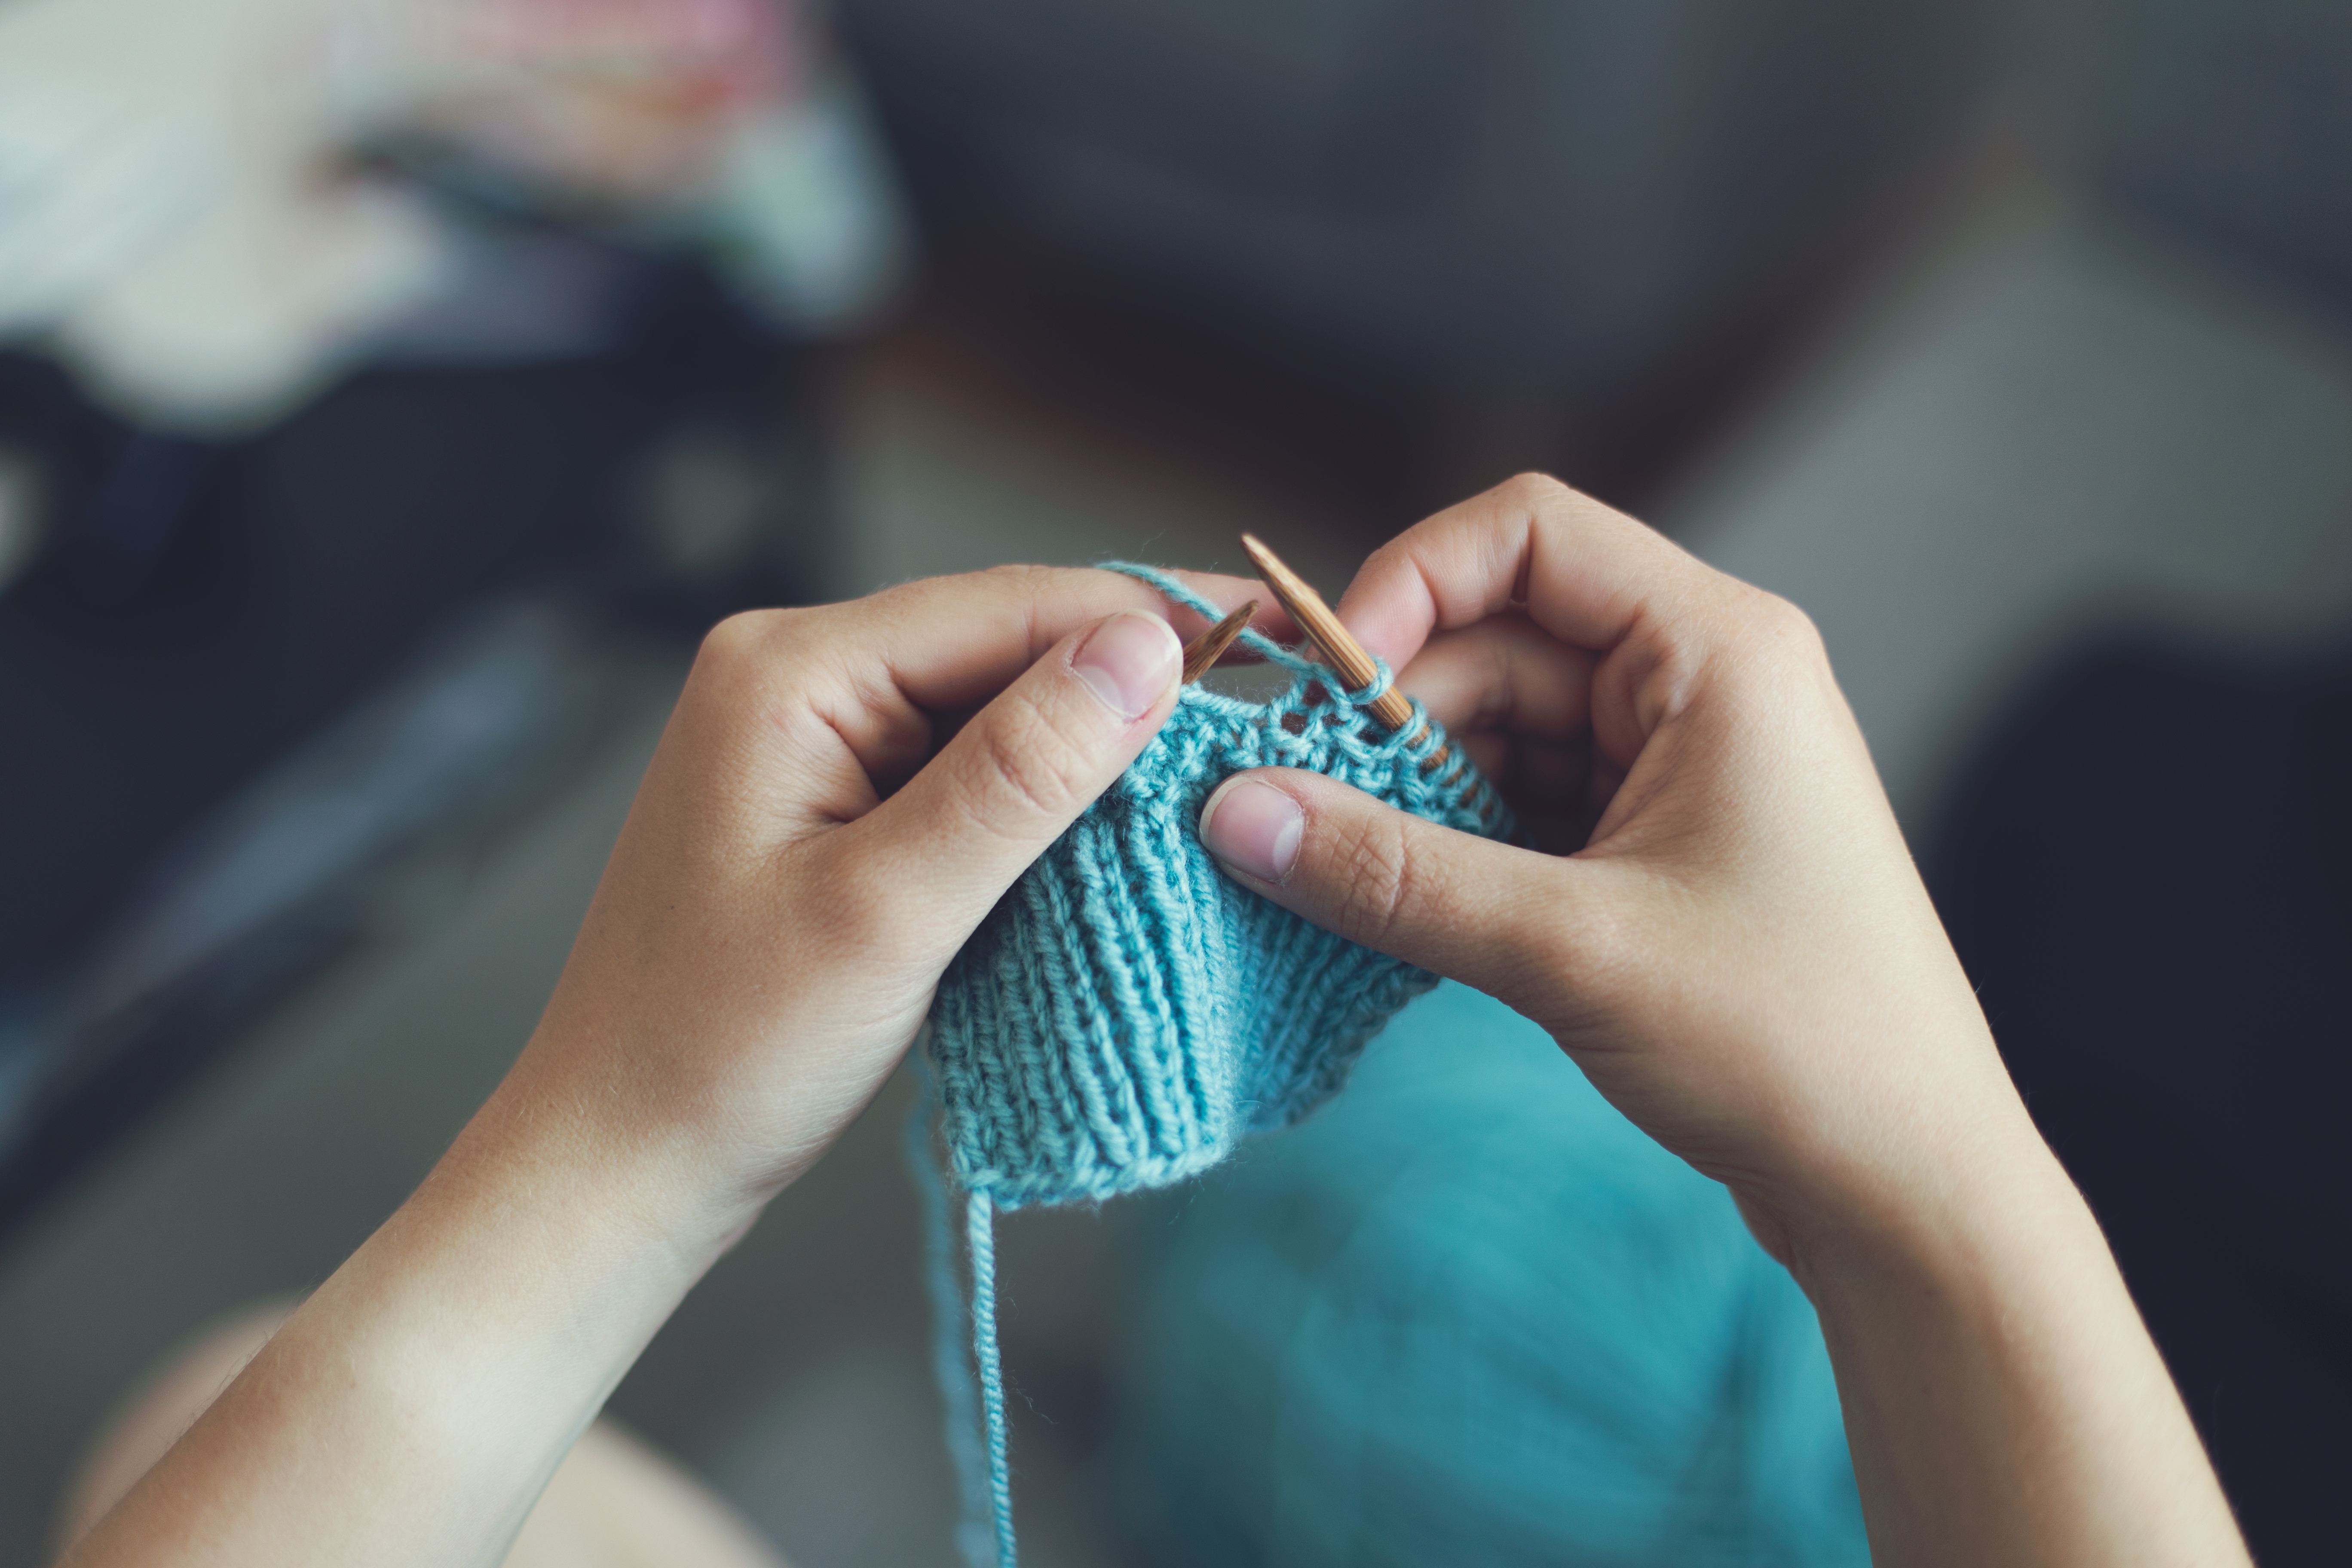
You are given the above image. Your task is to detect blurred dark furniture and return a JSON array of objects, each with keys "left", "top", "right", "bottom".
[
  {"left": 0, "top": 266, "right": 824, "bottom": 1244},
  {"left": 839, "top": 0, "right": 2003, "bottom": 511},
  {"left": 1929, "top": 635, "right": 2352, "bottom": 1568},
  {"left": 1944, "top": 20, "right": 2352, "bottom": 1556}
]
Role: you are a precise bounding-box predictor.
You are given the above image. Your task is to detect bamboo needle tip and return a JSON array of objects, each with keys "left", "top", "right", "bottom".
[
  {"left": 1237, "top": 533, "right": 1417, "bottom": 734},
  {"left": 1180, "top": 598, "right": 1259, "bottom": 683}
]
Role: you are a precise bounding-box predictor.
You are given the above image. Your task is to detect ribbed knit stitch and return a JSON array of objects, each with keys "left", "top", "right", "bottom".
[
  {"left": 920, "top": 562, "right": 1510, "bottom": 1566},
  {"left": 930, "top": 564, "right": 1508, "bottom": 1207}
]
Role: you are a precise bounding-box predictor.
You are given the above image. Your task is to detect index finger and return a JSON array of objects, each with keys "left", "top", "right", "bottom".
[
  {"left": 1333, "top": 474, "right": 1708, "bottom": 673},
  {"left": 845, "top": 564, "right": 1299, "bottom": 714}
]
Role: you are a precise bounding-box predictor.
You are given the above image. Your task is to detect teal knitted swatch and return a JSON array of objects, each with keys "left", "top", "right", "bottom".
[{"left": 919, "top": 563, "right": 1510, "bottom": 1567}]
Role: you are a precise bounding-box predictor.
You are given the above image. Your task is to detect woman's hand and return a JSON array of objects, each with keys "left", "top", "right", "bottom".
[
  {"left": 64, "top": 564, "right": 1280, "bottom": 1568},
  {"left": 508, "top": 564, "right": 1276, "bottom": 1245},
  {"left": 1197, "top": 475, "right": 2005, "bottom": 1258},
  {"left": 1196, "top": 476, "right": 2249, "bottom": 1568}
]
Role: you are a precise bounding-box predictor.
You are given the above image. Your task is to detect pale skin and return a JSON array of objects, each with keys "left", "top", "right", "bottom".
[{"left": 59, "top": 475, "right": 2248, "bottom": 1568}]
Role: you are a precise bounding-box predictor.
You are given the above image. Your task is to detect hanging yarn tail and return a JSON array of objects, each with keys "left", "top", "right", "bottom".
[
  {"left": 909, "top": 1077, "right": 1005, "bottom": 1568},
  {"left": 965, "top": 1190, "right": 1019, "bottom": 1568}
]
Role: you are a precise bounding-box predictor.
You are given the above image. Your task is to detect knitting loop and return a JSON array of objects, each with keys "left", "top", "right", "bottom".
[{"left": 1337, "top": 655, "right": 1396, "bottom": 709}]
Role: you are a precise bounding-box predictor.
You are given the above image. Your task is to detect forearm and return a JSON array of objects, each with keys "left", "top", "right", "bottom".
[
  {"left": 64, "top": 1075, "right": 737, "bottom": 1568},
  {"left": 58, "top": 576, "right": 1209, "bottom": 1565},
  {"left": 1793, "top": 1110, "right": 2248, "bottom": 1568}
]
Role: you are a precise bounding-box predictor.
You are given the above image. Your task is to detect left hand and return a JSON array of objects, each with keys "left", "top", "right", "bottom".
[
  {"left": 499, "top": 564, "right": 1281, "bottom": 1249},
  {"left": 64, "top": 565, "right": 1284, "bottom": 1568}
]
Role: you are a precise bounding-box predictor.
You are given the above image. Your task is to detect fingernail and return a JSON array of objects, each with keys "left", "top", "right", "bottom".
[
  {"left": 1200, "top": 778, "right": 1304, "bottom": 883},
  {"left": 1073, "top": 611, "right": 1179, "bottom": 720}
]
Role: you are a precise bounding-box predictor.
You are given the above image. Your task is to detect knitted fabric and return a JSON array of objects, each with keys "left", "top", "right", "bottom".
[
  {"left": 918, "top": 563, "right": 1510, "bottom": 1567},
  {"left": 928, "top": 564, "right": 1509, "bottom": 1208}
]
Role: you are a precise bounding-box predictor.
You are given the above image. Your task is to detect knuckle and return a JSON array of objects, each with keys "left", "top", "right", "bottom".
[
  {"left": 1319, "top": 808, "right": 1426, "bottom": 948},
  {"left": 962, "top": 701, "right": 1093, "bottom": 834},
  {"left": 695, "top": 608, "right": 768, "bottom": 670},
  {"left": 940, "top": 564, "right": 1075, "bottom": 653},
  {"left": 1752, "top": 589, "right": 1825, "bottom": 657},
  {"left": 980, "top": 562, "right": 1057, "bottom": 591},
  {"left": 683, "top": 610, "right": 801, "bottom": 732},
  {"left": 1715, "top": 586, "right": 1833, "bottom": 695},
  {"left": 1499, "top": 469, "right": 1577, "bottom": 515},
  {"left": 1502, "top": 469, "right": 1569, "bottom": 501},
  {"left": 695, "top": 607, "right": 805, "bottom": 679},
  {"left": 971, "top": 562, "right": 1061, "bottom": 617},
  {"left": 1521, "top": 889, "right": 1638, "bottom": 1014}
]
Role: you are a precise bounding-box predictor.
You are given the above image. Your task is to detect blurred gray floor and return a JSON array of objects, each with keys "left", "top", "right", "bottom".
[{"left": 3, "top": 196, "right": 2351, "bottom": 1568}]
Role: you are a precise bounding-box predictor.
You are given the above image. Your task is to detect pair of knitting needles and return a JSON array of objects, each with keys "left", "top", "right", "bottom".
[{"left": 1178, "top": 533, "right": 1452, "bottom": 772}]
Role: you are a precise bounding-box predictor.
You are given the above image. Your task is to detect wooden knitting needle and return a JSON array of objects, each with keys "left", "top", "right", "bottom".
[
  {"left": 1179, "top": 599, "right": 1259, "bottom": 683},
  {"left": 1235, "top": 534, "right": 1512, "bottom": 830},
  {"left": 1240, "top": 532, "right": 1475, "bottom": 784},
  {"left": 1239, "top": 533, "right": 1416, "bottom": 732}
]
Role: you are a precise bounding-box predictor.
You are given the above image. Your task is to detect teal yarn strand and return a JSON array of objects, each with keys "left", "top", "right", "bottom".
[
  {"left": 907, "top": 1073, "right": 997, "bottom": 1566},
  {"left": 965, "top": 1190, "right": 1018, "bottom": 1568},
  {"left": 920, "top": 561, "right": 1511, "bottom": 1568}
]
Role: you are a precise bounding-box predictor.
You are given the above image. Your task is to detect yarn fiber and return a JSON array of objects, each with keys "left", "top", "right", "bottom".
[
  {"left": 1123, "top": 981, "right": 1871, "bottom": 1568},
  {"left": 918, "top": 563, "right": 1510, "bottom": 1567}
]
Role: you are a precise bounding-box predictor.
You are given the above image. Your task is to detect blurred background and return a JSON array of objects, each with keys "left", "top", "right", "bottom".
[{"left": 1, "top": 0, "right": 2347, "bottom": 1564}]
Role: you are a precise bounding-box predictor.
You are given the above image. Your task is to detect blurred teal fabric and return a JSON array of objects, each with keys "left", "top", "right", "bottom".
[{"left": 1124, "top": 981, "right": 1870, "bottom": 1568}]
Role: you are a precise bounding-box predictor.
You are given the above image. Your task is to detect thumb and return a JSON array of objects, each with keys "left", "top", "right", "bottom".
[
  {"left": 851, "top": 608, "right": 1182, "bottom": 943},
  {"left": 1197, "top": 766, "right": 1576, "bottom": 998}
]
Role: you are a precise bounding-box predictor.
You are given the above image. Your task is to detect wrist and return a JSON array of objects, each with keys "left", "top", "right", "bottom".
[
  {"left": 1760, "top": 1091, "right": 2246, "bottom": 1566},
  {"left": 1762, "top": 1088, "right": 2132, "bottom": 1474},
  {"left": 1780, "top": 1125, "right": 2089, "bottom": 1317},
  {"left": 306, "top": 1087, "right": 732, "bottom": 1464},
  {"left": 448, "top": 1062, "right": 759, "bottom": 1287},
  {"left": 1748, "top": 1048, "right": 2083, "bottom": 1311}
]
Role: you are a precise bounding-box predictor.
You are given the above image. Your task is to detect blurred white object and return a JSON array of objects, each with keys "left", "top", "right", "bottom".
[
  {"left": 0, "top": 0, "right": 905, "bottom": 433},
  {"left": 0, "top": 0, "right": 451, "bottom": 432},
  {"left": 684, "top": 72, "right": 910, "bottom": 335}
]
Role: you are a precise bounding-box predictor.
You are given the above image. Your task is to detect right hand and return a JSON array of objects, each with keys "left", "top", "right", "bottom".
[{"left": 1195, "top": 475, "right": 2047, "bottom": 1266}]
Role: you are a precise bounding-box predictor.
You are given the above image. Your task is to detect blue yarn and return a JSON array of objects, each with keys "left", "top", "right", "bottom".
[
  {"left": 906, "top": 1074, "right": 996, "bottom": 1567},
  {"left": 963, "top": 1190, "right": 1019, "bottom": 1568},
  {"left": 918, "top": 562, "right": 1511, "bottom": 1568},
  {"left": 1122, "top": 982, "right": 1870, "bottom": 1568}
]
